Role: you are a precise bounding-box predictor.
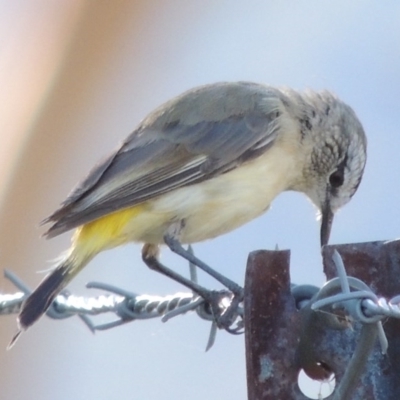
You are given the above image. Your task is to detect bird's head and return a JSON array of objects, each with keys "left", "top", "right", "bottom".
[{"left": 299, "top": 93, "right": 367, "bottom": 247}]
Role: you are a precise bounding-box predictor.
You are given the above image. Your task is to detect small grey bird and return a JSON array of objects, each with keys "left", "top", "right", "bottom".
[{"left": 16, "top": 81, "right": 367, "bottom": 336}]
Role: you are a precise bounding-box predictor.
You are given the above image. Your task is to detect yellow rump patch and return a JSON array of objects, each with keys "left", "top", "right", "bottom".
[{"left": 73, "top": 204, "right": 146, "bottom": 254}]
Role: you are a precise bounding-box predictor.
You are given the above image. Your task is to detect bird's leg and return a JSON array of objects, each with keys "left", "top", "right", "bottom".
[
  {"left": 142, "top": 243, "right": 232, "bottom": 326},
  {"left": 163, "top": 221, "right": 244, "bottom": 298},
  {"left": 158, "top": 221, "right": 244, "bottom": 329}
]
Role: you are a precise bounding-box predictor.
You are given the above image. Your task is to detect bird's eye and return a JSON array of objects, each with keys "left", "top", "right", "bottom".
[{"left": 329, "top": 169, "right": 344, "bottom": 188}]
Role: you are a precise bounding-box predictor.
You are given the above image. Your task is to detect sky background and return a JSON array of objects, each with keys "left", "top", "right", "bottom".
[{"left": 0, "top": 2, "right": 399, "bottom": 399}]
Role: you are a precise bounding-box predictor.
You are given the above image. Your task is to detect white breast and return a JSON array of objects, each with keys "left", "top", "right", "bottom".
[{"left": 124, "top": 139, "right": 301, "bottom": 244}]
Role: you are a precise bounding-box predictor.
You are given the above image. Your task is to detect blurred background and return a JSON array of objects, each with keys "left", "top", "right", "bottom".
[{"left": 0, "top": 1, "right": 399, "bottom": 399}]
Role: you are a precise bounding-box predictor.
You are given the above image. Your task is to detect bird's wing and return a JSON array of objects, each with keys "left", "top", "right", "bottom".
[{"left": 43, "top": 82, "right": 284, "bottom": 237}]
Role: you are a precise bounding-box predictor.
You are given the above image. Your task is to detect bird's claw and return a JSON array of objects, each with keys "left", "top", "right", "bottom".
[{"left": 200, "top": 289, "right": 243, "bottom": 332}]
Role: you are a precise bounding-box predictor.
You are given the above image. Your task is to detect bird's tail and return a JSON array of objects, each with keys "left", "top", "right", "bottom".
[{"left": 17, "top": 251, "right": 92, "bottom": 333}]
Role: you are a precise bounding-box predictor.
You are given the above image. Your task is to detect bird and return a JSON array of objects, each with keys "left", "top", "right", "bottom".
[{"left": 15, "top": 81, "right": 367, "bottom": 337}]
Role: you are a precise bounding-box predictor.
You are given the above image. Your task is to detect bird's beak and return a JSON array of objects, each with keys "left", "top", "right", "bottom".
[{"left": 320, "top": 201, "right": 334, "bottom": 247}]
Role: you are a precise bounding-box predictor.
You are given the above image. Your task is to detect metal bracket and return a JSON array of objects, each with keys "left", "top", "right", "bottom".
[{"left": 244, "top": 240, "right": 400, "bottom": 400}]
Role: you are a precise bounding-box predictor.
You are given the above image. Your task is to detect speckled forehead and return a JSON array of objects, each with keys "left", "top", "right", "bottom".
[{"left": 310, "top": 127, "right": 350, "bottom": 173}]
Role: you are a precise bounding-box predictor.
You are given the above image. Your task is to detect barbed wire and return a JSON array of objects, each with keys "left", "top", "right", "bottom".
[
  {"left": 2, "top": 248, "right": 400, "bottom": 392},
  {"left": 1, "top": 257, "right": 245, "bottom": 350},
  {"left": 3, "top": 272, "right": 261, "bottom": 324},
  {"left": 2, "top": 251, "right": 400, "bottom": 330}
]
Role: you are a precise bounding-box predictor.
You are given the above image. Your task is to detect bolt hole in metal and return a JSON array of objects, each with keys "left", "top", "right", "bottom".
[{"left": 298, "top": 367, "right": 336, "bottom": 399}]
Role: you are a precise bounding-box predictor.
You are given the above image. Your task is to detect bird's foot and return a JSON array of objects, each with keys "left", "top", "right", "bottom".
[
  {"left": 142, "top": 243, "right": 243, "bottom": 332},
  {"left": 197, "top": 289, "right": 243, "bottom": 332}
]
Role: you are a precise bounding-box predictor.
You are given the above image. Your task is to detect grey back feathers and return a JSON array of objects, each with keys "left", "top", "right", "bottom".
[{"left": 42, "top": 82, "right": 366, "bottom": 238}]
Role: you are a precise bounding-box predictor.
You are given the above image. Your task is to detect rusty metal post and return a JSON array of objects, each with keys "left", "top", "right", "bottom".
[
  {"left": 244, "top": 240, "right": 400, "bottom": 400},
  {"left": 244, "top": 250, "right": 308, "bottom": 399}
]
